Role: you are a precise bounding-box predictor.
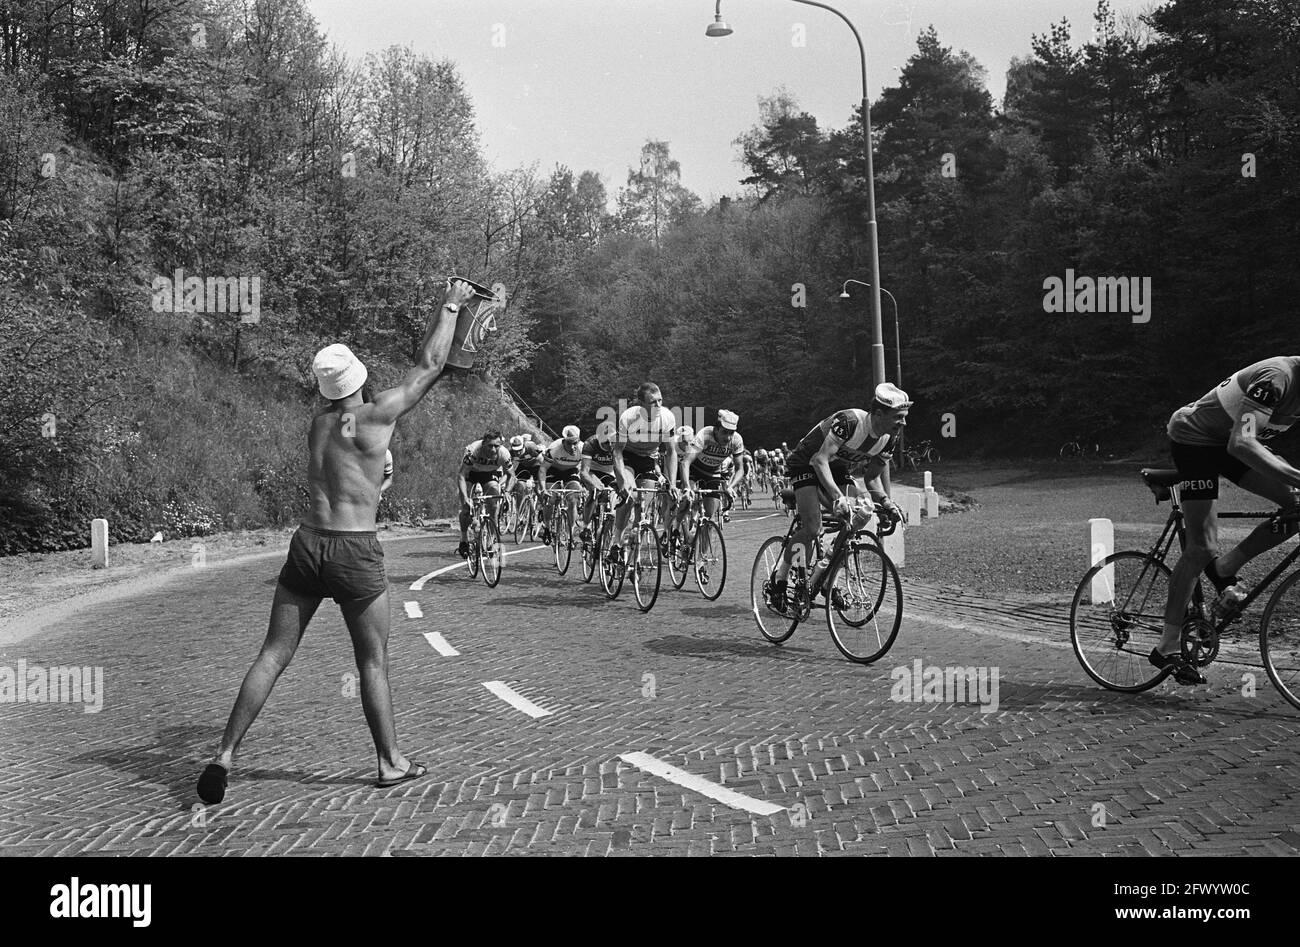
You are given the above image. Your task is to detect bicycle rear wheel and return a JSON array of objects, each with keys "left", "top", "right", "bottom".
[
  {"left": 1069, "top": 551, "right": 1170, "bottom": 692},
  {"left": 478, "top": 517, "right": 503, "bottom": 588},
  {"left": 826, "top": 543, "right": 902, "bottom": 663},
  {"left": 693, "top": 519, "right": 726, "bottom": 601},
  {"left": 598, "top": 520, "right": 624, "bottom": 599},
  {"left": 1260, "top": 569, "right": 1300, "bottom": 711},
  {"left": 667, "top": 524, "right": 690, "bottom": 590},
  {"left": 751, "top": 536, "right": 797, "bottom": 643},
  {"left": 632, "top": 525, "right": 662, "bottom": 612}
]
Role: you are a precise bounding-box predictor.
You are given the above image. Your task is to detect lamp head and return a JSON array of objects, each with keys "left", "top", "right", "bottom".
[{"left": 706, "top": 16, "right": 732, "bottom": 37}]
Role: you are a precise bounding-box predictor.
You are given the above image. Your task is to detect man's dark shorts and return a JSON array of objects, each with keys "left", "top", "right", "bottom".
[
  {"left": 278, "top": 524, "right": 387, "bottom": 604},
  {"left": 688, "top": 461, "right": 726, "bottom": 492},
  {"left": 622, "top": 450, "right": 661, "bottom": 482},
  {"left": 1170, "top": 441, "right": 1249, "bottom": 501},
  {"left": 788, "top": 463, "right": 851, "bottom": 500}
]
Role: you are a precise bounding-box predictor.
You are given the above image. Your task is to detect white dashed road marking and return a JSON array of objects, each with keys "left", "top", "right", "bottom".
[
  {"left": 618, "top": 751, "right": 785, "bottom": 816},
  {"left": 403, "top": 601, "right": 423, "bottom": 619},
  {"left": 410, "top": 546, "right": 546, "bottom": 590},
  {"left": 422, "top": 632, "right": 460, "bottom": 657},
  {"left": 482, "top": 681, "right": 554, "bottom": 719}
]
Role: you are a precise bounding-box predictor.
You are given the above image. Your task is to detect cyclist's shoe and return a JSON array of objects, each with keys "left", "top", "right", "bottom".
[
  {"left": 829, "top": 587, "right": 849, "bottom": 611},
  {"left": 723, "top": 511, "right": 731, "bottom": 523},
  {"left": 1148, "top": 648, "right": 1206, "bottom": 685},
  {"left": 456, "top": 540, "right": 470, "bottom": 559},
  {"left": 765, "top": 578, "right": 788, "bottom": 613},
  {"left": 659, "top": 532, "right": 671, "bottom": 557},
  {"left": 538, "top": 525, "right": 551, "bottom": 545},
  {"left": 1211, "top": 584, "right": 1248, "bottom": 624},
  {"left": 579, "top": 526, "right": 593, "bottom": 545},
  {"left": 605, "top": 543, "right": 622, "bottom": 567}
]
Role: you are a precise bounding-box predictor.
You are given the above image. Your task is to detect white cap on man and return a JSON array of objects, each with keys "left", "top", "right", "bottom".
[
  {"left": 872, "top": 383, "right": 912, "bottom": 411},
  {"left": 562, "top": 424, "right": 581, "bottom": 442},
  {"left": 717, "top": 409, "right": 739, "bottom": 431},
  {"left": 312, "top": 344, "right": 367, "bottom": 401}
]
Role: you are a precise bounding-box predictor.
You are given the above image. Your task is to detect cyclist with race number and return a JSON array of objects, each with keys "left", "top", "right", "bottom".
[
  {"left": 677, "top": 409, "right": 746, "bottom": 533},
  {"left": 610, "top": 382, "right": 681, "bottom": 564},
  {"left": 457, "top": 431, "right": 513, "bottom": 558},
  {"left": 766, "top": 384, "right": 909, "bottom": 610},
  {"left": 1156, "top": 356, "right": 1300, "bottom": 684}
]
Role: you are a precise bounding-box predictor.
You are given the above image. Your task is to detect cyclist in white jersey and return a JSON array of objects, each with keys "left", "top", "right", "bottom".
[
  {"left": 610, "top": 382, "right": 680, "bottom": 562},
  {"left": 1157, "top": 356, "right": 1300, "bottom": 683}
]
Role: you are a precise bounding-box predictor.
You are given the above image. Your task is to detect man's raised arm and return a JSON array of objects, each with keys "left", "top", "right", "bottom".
[{"left": 372, "top": 279, "right": 476, "bottom": 423}]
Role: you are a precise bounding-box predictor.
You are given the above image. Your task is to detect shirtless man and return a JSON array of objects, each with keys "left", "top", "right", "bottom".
[{"left": 196, "top": 279, "right": 476, "bottom": 803}]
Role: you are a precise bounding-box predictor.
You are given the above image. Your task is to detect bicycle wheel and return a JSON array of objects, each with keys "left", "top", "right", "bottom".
[
  {"left": 598, "top": 520, "right": 624, "bottom": 599},
  {"left": 553, "top": 507, "right": 573, "bottom": 575},
  {"left": 666, "top": 524, "right": 690, "bottom": 590},
  {"left": 826, "top": 543, "right": 902, "bottom": 663},
  {"left": 693, "top": 519, "right": 727, "bottom": 601},
  {"left": 513, "top": 496, "right": 529, "bottom": 544},
  {"left": 927, "top": 449, "right": 941, "bottom": 464},
  {"left": 751, "top": 536, "right": 798, "bottom": 643},
  {"left": 467, "top": 532, "right": 480, "bottom": 579},
  {"left": 1260, "top": 569, "right": 1300, "bottom": 711},
  {"left": 631, "top": 525, "right": 662, "bottom": 612},
  {"left": 580, "top": 518, "right": 598, "bottom": 583},
  {"left": 1069, "top": 551, "right": 1171, "bottom": 692},
  {"left": 478, "top": 516, "right": 503, "bottom": 588}
]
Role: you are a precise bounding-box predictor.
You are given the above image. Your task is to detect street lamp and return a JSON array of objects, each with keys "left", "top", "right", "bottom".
[
  {"left": 707, "top": 0, "right": 886, "bottom": 389},
  {"left": 842, "top": 279, "right": 903, "bottom": 455}
]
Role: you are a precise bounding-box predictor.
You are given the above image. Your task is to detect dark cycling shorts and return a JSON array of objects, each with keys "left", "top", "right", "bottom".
[
  {"left": 588, "top": 470, "right": 617, "bottom": 489},
  {"left": 514, "top": 464, "right": 538, "bottom": 481},
  {"left": 622, "top": 450, "right": 662, "bottom": 482},
  {"left": 278, "top": 524, "right": 387, "bottom": 604},
  {"left": 689, "top": 461, "right": 725, "bottom": 491},
  {"left": 465, "top": 470, "right": 503, "bottom": 487},
  {"left": 1170, "top": 442, "right": 1250, "bottom": 501},
  {"left": 546, "top": 469, "right": 582, "bottom": 487},
  {"left": 787, "top": 463, "right": 851, "bottom": 497}
]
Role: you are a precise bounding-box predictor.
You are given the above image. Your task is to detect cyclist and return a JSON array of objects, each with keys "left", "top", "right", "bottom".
[
  {"left": 754, "top": 448, "right": 770, "bottom": 491},
  {"left": 1157, "top": 356, "right": 1300, "bottom": 684},
  {"left": 578, "top": 423, "right": 619, "bottom": 543},
  {"left": 679, "top": 410, "right": 746, "bottom": 532},
  {"left": 610, "top": 382, "right": 680, "bottom": 564},
  {"left": 538, "top": 425, "right": 585, "bottom": 545},
  {"left": 457, "top": 431, "right": 513, "bottom": 558},
  {"left": 766, "top": 384, "right": 909, "bottom": 611},
  {"left": 510, "top": 434, "right": 542, "bottom": 498}
]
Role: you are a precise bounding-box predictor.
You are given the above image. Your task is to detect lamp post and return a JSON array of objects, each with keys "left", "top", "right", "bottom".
[
  {"left": 842, "top": 279, "right": 903, "bottom": 455},
  {"left": 706, "top": 0, "right": 885, "bottom": 388}
]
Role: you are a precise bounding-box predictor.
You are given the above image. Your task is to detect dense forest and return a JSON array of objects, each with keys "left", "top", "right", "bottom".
[{"left": 3, "top": 0, "right": 1298, "bottom": 553}]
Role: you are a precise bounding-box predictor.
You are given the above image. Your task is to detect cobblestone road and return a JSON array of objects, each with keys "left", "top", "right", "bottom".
[{"left": 2, "top": 510, "right": 1298, "bottom": 856}]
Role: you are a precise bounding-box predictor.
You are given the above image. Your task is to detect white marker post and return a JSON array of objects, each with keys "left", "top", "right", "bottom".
[
  {"left": 902, "top": 491, "right": 922, "bottom": 527},
  {"left": 91, "top": 519, "right": 109, "bottom": 569},
  {"left": 1088, "top": 518, "right": 1114, "bottom": 604},
  {"left": 923, "top": 471, "right": 940, "bottom": 520}
]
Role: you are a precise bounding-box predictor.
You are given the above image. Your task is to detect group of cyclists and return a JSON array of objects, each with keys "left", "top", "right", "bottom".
[{"left": 452, "top": 381, "right": 913, "bottom": 609}]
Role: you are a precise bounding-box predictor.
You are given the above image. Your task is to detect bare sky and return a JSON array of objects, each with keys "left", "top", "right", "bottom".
[{"left": 306, "top": 0, "right": 1157, "bottom": 202}]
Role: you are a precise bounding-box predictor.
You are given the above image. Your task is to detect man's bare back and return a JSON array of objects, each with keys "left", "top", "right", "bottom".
[{"left": 306, "top": 404, "right": 395, "bottom": 532}]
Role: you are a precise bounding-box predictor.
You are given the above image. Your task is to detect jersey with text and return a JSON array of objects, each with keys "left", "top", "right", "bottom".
[
  {"left": 1168, "top": 356, "right": 1300, "bottom": 447},
  {"left": 581, "top": 435, "right": 616, "bottom": 474},
  {"left": 462, "top": 441, "right": 511, "bottom": 474},
  {"left": 787, "top": 409, "right": 896, "bottom": 469},
  {"left": 689, "top": 426, "right": 745, "bottom": 470},
  {"left": 617, "top": 405, "right": 677, "bottom": 457},
  {"left": 542, "top": 438, "right": 584, "bottom": 471}
]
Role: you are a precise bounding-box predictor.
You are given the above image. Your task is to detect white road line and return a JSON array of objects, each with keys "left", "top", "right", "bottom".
[
  {"left": 423, "top": 632, "right": 460, "bottom": 657},
  {"left": 410, "top": 546, "right": 545, "bottom": 590},
  {"left": 403, "top": 601, "right": 423, "bottom": 619},
  {"left": 752, "top": 512, "right": 783, "bottom": 521},
  {"left": 482, "top": 681, "right": 553, "bottom": 718},
  {"left": 618, "top": 751, "right": 785, "bottom": 816}
]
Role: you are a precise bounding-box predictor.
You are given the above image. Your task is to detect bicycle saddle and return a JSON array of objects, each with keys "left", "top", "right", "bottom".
[{"left": 1140, "top": 467, "right": 1180, "bottom": 502}]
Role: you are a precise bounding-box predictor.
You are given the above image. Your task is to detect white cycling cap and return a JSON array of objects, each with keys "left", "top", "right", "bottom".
[
  {"left": 676, "top": 425, "right": 695, "bottom": 440},
  {"left": 717, "top": 409, "right": 739, "bottom": 430},
  {"left": 562, "top": 424, "right": 581, "bottom": 441},
  {"left": 872, "top": 382, "right": 912, "bottom": 410}
]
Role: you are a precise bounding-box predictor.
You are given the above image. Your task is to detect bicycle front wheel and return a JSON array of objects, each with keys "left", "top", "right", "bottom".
[
  {"left": 751, "top": 536, "right": 797, "bottom": 643},
  {"left": 667, "top": 524, "right": 689, "bottom": 590},
  {"left": 467, "top": 534, "right": 480, "bottom": 579},
  {"left": 1070, "top": 551, "right": 1170, "bottom": 692},
  {"left": 553, "top": 508, "right": 573, "bottom": 575},
  {"left": 632, "top": 525, "right": 662, "bottom": 612},
  {"left": 693, "top": 519, "right": 727, "bottom": 601},
  {"left": 478, "top": 517, "right": 503, "bottom": 588},
  {"left": 598, "top": 520, "right": 623, "bottom": 599},
  {"left": 1260, "top": 569, "right": 1300, "bottom": 711},
  {"left": 513, "top": 497, "right": 530, "bottom": 545},
  {"left": 826, "top": 543, "right": 902, "bottom": 663},
  {"left": 580, "top": 519, "right": 598, "bottom": 583}
]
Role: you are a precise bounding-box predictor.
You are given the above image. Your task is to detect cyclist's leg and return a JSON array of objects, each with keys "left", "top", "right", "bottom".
[
  {"left": 1161, "top": 450, "right": 1220, "bottom": 654},
  {"left": 1217, "top": 464, "right": 1300, "bottom": 574},
  {"left": 776, "top": 482, "right": 822, "bottom": 583}
]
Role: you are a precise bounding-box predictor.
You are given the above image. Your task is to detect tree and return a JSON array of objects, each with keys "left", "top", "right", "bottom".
[{"left": 616, "top": 139, "right": 700, "bottom": 249}]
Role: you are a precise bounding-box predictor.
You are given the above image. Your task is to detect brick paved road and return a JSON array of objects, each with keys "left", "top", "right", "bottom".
[{"left": 1, "top": 510, "right": 1298, "bottom": 856}]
